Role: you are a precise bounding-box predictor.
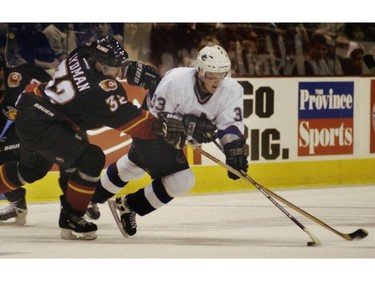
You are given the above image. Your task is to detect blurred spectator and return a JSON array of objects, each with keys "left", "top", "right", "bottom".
[
  {"left": 216, "top": 24, "right": 243, "bottom": 75},
  {"left": 174, "top": 23, "right": 205, "bottom": 67},
  {"left": 89, "top": 23, "right": 123, "bottom": 45},
  {"left": 341, "top": 47, "right": 371, "bottom": 75},
  {"left": 241, "top": 30, "right": 280, "bottom": 76},
  {"left": 2, "top": 22, "right": 375, "bottom": 77},
  {"left": 123, "top": 23, "right": 153, "bottom": 64},
  {"left": 345, "top": 23, "right": 366, "bottom": 58},
  {"left": 42, "top": 23, "right": 78, "bottom": 62},
  {"left": 344, "top": 48, "right": 364, "bottom": 75},
  {"left": 8, "top": 23, "right": 59, "bottom": 74},
  {"left": 335, "top": 34, "right": 351, "bottom": 59},
  {"left": 149, "top": 24, "right": 178, "bottom": 76},
  {"left": 275, "top": 24, "right": 309, "bottom": 75},
  {"left": 71, "top": 23, "right": 92, "bottom": 45},
  {"left": 314, "top": 23, "right": 345, "bottom": 38},
  {"left": 292, "top": 33, "right": 339, "bottom": 75},
  {"left": 363, "top": 23, "right": 375, "bottom": 42}
]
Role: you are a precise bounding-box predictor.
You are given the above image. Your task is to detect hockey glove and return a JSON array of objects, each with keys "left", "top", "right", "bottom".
[
  {"left": 183, "top": 114, "right": 217, "bottom": 143},
  {"left": 224, "top": 139, "right": 249, "bottom": 180},
  {"left": 152, "top": 112, "right": 187, "bottom": 149},
  {"left": 126, "top": 61, "right": 161, "bottom": 91}
]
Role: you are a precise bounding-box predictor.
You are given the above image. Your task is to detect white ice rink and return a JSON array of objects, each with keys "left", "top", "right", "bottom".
[{"left": 1, "top": 184, "right": 374, "bottom": 280}]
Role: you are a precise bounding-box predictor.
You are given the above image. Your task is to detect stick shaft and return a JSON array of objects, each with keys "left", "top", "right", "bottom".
[
  {"left": 187, "top": 141, "right": 319, "bottom": 244},
  {"left": 196, "top": 140, "right": 358, "bottom": 241}
]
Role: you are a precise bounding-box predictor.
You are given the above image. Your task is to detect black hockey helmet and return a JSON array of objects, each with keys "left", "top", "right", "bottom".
[
  {"left": 0, "top": 53, "right": 6, "bottom": 69},
  {"left": 90, "top": 35, "right": 129, "bottom": 67}
]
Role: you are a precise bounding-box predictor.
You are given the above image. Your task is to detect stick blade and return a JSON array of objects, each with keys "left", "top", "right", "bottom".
[{"left": 348, "top": 228, "right": 368, "bottom": 240}]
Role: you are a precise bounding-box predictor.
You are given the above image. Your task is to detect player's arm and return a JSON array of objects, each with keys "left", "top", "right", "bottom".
[
  {"left": 113, "top": 105, "right": 186, "bottom": 149},
  {"left": 216, "top": 89, "right": 248, "bottom": 180},
  {"left": 223, "top": 137, "right": 249, "bottom": 180},
  {"left": 124, "top": 61, "right": 161, "bottom": 92}
]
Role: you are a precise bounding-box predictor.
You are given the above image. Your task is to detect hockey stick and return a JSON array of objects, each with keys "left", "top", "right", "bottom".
[
  {"left": 195, "top": 140, "right": 368, "bottom": 242},
  {"left": 187, "top": 140, "right": 320, "bottom": 246}
]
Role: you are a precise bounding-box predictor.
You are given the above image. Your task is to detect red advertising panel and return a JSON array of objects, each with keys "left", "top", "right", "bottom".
[{"left": 298, "top": 118, "right": 353, "bottom": 156}]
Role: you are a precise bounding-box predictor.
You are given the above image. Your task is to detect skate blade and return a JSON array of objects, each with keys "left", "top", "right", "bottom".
[
  {"left": 0, "top": 220, "right": 26, "bottom": 226},
  {"left": 0, "top": 212, "right": 27, "bottom": 226},
  {"left": 108, "top": 200, "right": 129, "bottom": 238},
  {"left": 60, "top": 228, "right": 97, "bottom": 240}
]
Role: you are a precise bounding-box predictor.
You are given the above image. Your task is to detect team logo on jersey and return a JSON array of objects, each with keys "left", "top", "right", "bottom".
[
  {"left": 7, "top": 72, "right": 22, "bottom": 88},
  {"left": 2, "top": 106, "right": 17, "bottom": 121},
  {"left": 99, "top": 79, "right": 118, "bottom": 92}
]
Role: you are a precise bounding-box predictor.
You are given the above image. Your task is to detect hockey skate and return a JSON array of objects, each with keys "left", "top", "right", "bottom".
[
  {"left": 86, "top": 201, "right": 100, "bottom": 220},
  {"left": 108, "top": 196, "right": 137, "bottom": 237},
  {"left": 0, "top": 197, "right": 27, "bottom": 225},
  {"left": 59, "top": 207, "right": 98, "bottom": 240}
]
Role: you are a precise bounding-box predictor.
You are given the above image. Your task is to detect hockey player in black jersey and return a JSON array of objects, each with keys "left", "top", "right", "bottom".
[
  {"left": 0, "top": 54, "right": 74, "bottom": 224},
  {"left": 0, "top": 36, "right": 186, "bottom": 240}
]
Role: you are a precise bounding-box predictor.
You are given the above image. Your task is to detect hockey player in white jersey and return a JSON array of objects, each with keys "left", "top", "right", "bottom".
[{"left": 87, "top": 45, "right": 249, "bottom": 237}]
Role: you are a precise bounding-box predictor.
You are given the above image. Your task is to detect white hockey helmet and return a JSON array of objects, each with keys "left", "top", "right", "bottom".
[{"left": 196, "top": 45, "right": 231, "bottom": 77}]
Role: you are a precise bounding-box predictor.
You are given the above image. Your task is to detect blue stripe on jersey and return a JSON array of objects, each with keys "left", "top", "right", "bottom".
[
  {"left": 152, "top": 178, "right": 173, "bottom": 204},
  {"left": 218, "top": 125, "right": 243, "bottom": 139},
  {"left": 107, "top": 163, "right": 127, "bottom": 187}
]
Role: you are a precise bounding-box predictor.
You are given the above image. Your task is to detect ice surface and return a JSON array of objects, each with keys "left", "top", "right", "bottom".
[{"left": 1, "top": 184, "right": 374, "bottom": 280}]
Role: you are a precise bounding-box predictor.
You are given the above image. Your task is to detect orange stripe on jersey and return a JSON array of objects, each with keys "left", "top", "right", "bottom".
[
  {"left": 117, "top": 110, "right": 158, "bottom": 140},
  {"left": 122, "top": 110, "right": 150, "bottom": 133},
  {"left": 0, "top": 165, "right": 18, "bottom": 193},
  {"left": 65, "top": 180, "right": 95, "bottom": 213},
  {"left": 68, "top": 182, "right": 96, "bottom": 195}
]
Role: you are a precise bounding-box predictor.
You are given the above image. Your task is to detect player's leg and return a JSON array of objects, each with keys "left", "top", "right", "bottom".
[
  {"left": 19, "top": 120, "right": 105, "bottom": 240},
  {"left": 86, "top": 153, "right": 146, "bottom": 220},
  {"left": 56, "top": 143, "right": 105, "bottom": 240},
  {"left": 0, "top": 126, "right": 27, "bottom": 224},
  {"left": 38, "top": 126, "right": 106, "bottom": 240},
  {"left": 111, "top": 169, "right": 195, "bottom": 237},
  {"left": 109, "top": 138, "right": 195, "bottom": 236},
  {"left": 0, "top": 188, "right": 27, "bottom": 225},
  {"left": 11, "top": 93, "right": 102, "bottom": 239},
  {"left": 0, "top": 141, "right": 53, "bottom": 224}
]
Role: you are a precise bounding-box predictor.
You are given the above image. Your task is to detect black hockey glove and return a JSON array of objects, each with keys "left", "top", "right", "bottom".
[
  {"left": 152, "top": 112, "right": 187, "bottom": 149},
  {"left": 224, "top": 139, "right": 249, "bottom": 180},
  {"left": 126, "top": 61, "right": 161, "bottom": 92},
  {"left": 183, "top": 114, "right": 217, "bottom": 143}
]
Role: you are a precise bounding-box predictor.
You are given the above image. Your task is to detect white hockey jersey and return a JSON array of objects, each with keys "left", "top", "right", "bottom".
[{"left": 148, "top": 67, "right": 245, "bottom": 141}]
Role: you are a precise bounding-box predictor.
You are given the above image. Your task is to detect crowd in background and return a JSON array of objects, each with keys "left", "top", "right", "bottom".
[{"left": 1, "top": 22, "right": 375, "bottom": 77}]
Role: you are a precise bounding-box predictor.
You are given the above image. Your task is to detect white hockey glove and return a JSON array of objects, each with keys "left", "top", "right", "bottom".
[{"left": 152, "top": 112, "right": 187, "bottom": 149}]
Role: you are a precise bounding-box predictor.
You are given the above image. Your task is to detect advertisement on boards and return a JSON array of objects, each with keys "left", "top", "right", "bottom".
[{"left": 297, "top": 81, "right": 354, "bottom": 156}]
